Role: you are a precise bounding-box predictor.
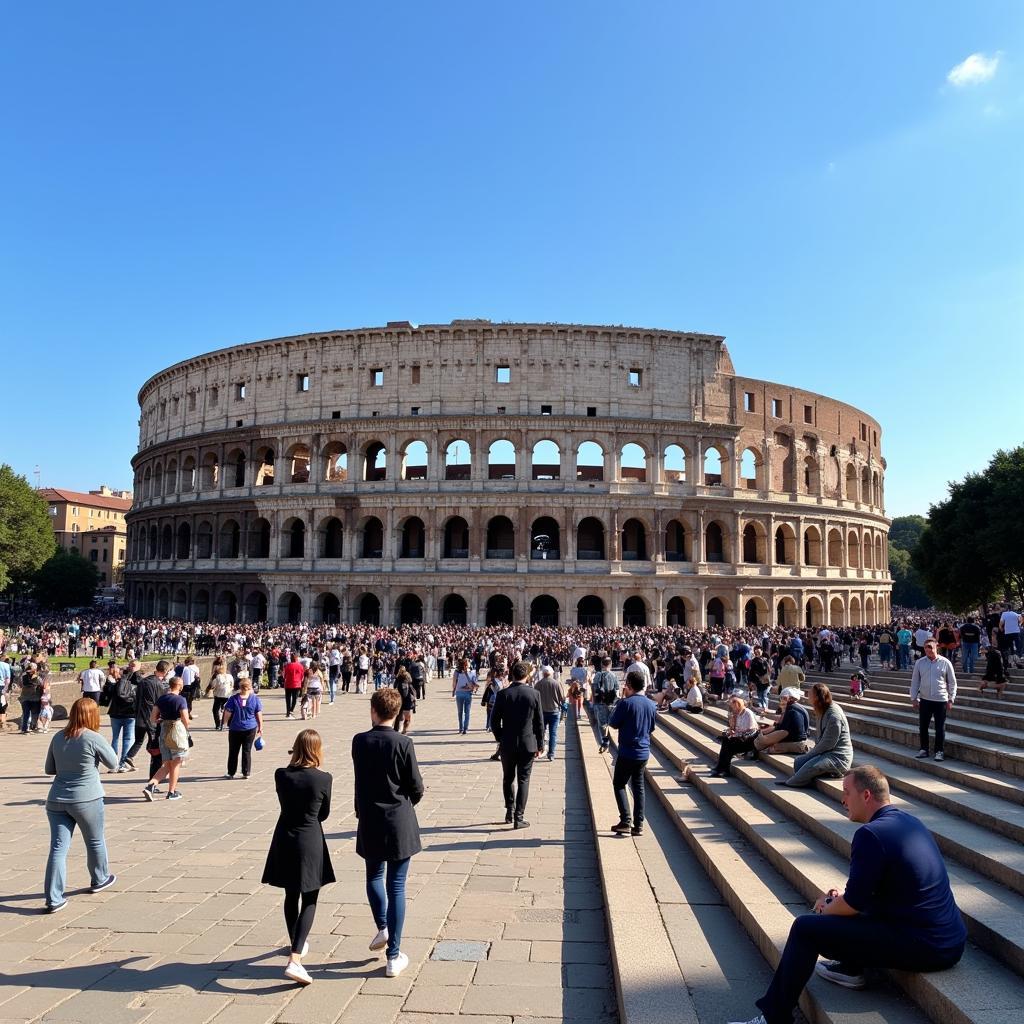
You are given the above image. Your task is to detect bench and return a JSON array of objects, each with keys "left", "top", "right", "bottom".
[{"left": 58, "top": 662, "right": 77, "bottom": 672}]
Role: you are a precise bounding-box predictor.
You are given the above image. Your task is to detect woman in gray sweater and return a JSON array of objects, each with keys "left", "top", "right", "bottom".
[
  {"left": 779, "top": 683, "right": 853, "bottom": 788},
  {"left": 43, "top": 697, "right": 119, "bottom": 912}
]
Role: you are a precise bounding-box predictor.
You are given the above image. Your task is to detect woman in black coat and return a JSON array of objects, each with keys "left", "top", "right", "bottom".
[
  {"left": 352, "top": 688, "right": 424, "bottom": 979},
  {"left": 262, "top": 729, "right": 335, "bottom": 986}
]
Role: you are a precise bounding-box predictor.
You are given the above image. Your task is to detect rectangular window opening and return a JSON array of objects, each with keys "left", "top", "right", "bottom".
[
  {"left": 496, "top": 365, "right": 511, "bottom": 384},
  {"left": 210, "top": 387, "right": 219, "bottom": 405},
  {"left": 236, "top": 419, "right": 243, "bottom": 427},
  {"left": 298, "top": 373, "right": 310, "bottom": 392},
  {"left": 628, "top": 369, "right": 642, "bottom": 387},
  {"left": 372, "top": 368, "right": 384, "bottom": 387},
  {"left": 496, "top": 405, "right": 506, "bottom": 414},
  {"left": 771, "top": 398, "right": 783, "bottom": 418},
  {"left": 541, "top": 404, "right": 552, "bottom": 415},
  {"left": 411, "top": 365, "right": 421, "bottom": 385},
  {"left": 188, "top": 392, "right": 197, "bottom": 411},
  {"left": 587, "top": 406, "right": 597, "bottom": 417},
  {"left": 236, "top": 383, "right": 246, "bottom": 400},
  {"left": 803, "top": 404, "right": 813, "bottom": 424},
  {"left": 411, "top": 406, "right": 420, "bottom": 415},
  {"left": 331, "top": 410, "right": 341, "bottom": 419},
  {"left": 744, "top": 391, "right": 755, "bottom": 412}
]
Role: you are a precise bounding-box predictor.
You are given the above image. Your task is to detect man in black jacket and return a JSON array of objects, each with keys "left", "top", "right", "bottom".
[
  {"left": 490, "top": 661, "right": 544, "bottom": 828},
  {"left": 123, "top": 659, "right": 170, "bottom": 780}
]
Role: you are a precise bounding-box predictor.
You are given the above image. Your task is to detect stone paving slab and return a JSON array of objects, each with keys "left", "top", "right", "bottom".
[{"left": 0, "top": 689, "right": 617, "bottom": 1023}]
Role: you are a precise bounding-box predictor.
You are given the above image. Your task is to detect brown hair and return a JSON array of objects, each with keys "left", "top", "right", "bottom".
[
  {"left": 63, "top": 697, "right": 100, "bottom": 739},
  {"left": 371, "top": 688, "right": 402, "bottom": 720},
  {"left": 288, "top": 729, "right": 323, "bottom": 768},
  {"left": 845, "top": 765, "right": 890, "bottom": 803},
  {"left": 810, "top": 682, "right": 833, "bottom": 710}
]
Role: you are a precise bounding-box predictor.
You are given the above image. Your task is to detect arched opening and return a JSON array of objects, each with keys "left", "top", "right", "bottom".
[
  {"left": 775, "top": 524, "right": 795, "bottom": 565},
  {"left": 705, "top": 521, "right": 725, "bottom": 562},
  {"left": 175, "top": 522, "right": 191, "bottom": 560},
  {"left": 707, "top": 597, "right": 726, "bottom": 628},
  {"left": 621, "top": 518, "right": 648, "bottom": 560},
  {"left": 861, "top": 466, "right": 870, "bottom": 504},
  {"left": 361, "top": 517, "right": 384, "bottom": 558},
  {"left": 865, "top": 595, "right": 876, "bottom": 622},
  {"left": 703, "top": 445, "right": 725, "bottom": 486},
  {"left": 363, "top": 442, "right": 387, "bottom": 482},
  {"left": 160, "top": 524, "right": 173, "bottom": 559},
  {"left": 850, "top": 595, "right": 862, "bottom": 627},
  {"left": 740, "top": 448, "right": 761, "bottom": 489},
  {"left": 623, "top": 596, "right": 647, "bottom": 626},
  {"left": 320, "top": 517, "right": 344, "bottom": 558},
  {"left": 322, "top": 442, "right": 347, "bottom": 482},
  {"left": 666, "top": 596, "right": 688, "bottom": 626},
  {"left": 181, "top": 456, "right": 196, "bottom": 492},
  {"left": 620, "top": 443, "right": 647, "bottom": 482},
  {"left": 530, "top": 516, "right": 560, "bottom": 560},
  {"left": 357, "top": 593, "right": 380, "bottom": 625},
  {"left": 531, "top": 439, "right": 561, "bottom": 480},
  {"left": 742, "top": 523, "right": 760, "bottom": 563},
  {"left": 442, "top": 516, "right": 469, "bottom": 559},
  {"left": 401, "top": 440, "right": 429, "bottom": 481},
  {"left": 142, "top": 466, "right": 152, "bottom": 499},
  {"left": 318, "top": 594, "right": 341, "bottom": 624},
  {"left": 803, "top": 525, "right": 822, "bottom": 566},
  {"left": 278, "top": 591, "right": 301, "bottom": 624},
  {"left": 485, "top": 594, "right": 514, "bottom": 626},
  {"left": 441, "top": 594, "right": 468, "bottom": 625},
  {"left": 875, "top": 535, "right": 883, "bottom": 570},
  {"left": 827, "top": 529, "right": 843, "bottom": 567},
  {"left": 254, "top": 447, "right": 275, "bottom": 486},
  {"left": 803, "top": 455, "right": 819, "bottom": 494},
  {"left": 576, "top": 441, "right": 604, "bottom": 482},
  {"left": 805, "top": 596, "right": 824, "bottom": 628},
  {"left": 845, "top": 464, "right": 857, "bottom": 500},
  {"left": 777, "top": 596, "right": 797, "bottom": 627},
  {"left": 577, "top": 517, "right": 605, "bottom": 560},
  {"left": 227, "top": 449, "right": 246, "bottom": 488},
  {"left": 170, "top": 587, "right": 187, "bottom": 619},
  {"left": 287, "top": 444, "right": 310, "bottom": 484},
  {"left": 577, "top": 595, "right": 605, "bottom": 627},
  {"left": 157, "top": 587, "right": 170, "bottom": 618},
  {"left": 663, "top": 444, "right": 687, "bottom": 483},
  {"left": 147, "top": 524, "right": 157, "bottom": 559},
  {"left": 201, "top": 452, "right": 219, "bottom": 490},
  {"left": 164, "top": 460, "right": 177, "bottom": 495},
  {"left": 154, "top": 465, "right": 163, "bottom": 498},
  {"left": 195, "top": 521, "right": 213, "bottom": 559},
  {"left": 215, "top": 590, "right": 238, "bottom": 624},
  {"left": 444, "top": 439, "right": 471, "bottom": 481},
  {"left": 487, "top": 439, "right": 516, "bottom": 480},
  {"left": 530, "top": 594, "right": 559, "bottom": 626},
  {"left": 665, "top": 519, "right": 687, "bottom": 561},
  {"left": 249, "top": 518, "right": 271, "bottom": 558},
  {"left": 398, "top": 593, "right": 423, "bottom": 625},
  {"left": 282, "top": 518, "right": 305, "bottom": 559},
  {"left": 399, "top": 517, "right": 425, "bottom": 558},
  {"left": 744, "top": 599, "right": 760, "bottom": 626},
  {"left": 830, "top": 596, "right": 845, "bottom": 626},
  {"left": 192, "top": 589, "right": 210, "bottom": 622},
  {"left": 243, "top": 590, "right": 268, "bottom": 623},
  {"left": 872, "top": 472, "right": 880, "bottom": 508},
  {"left": 848, "top": 531, "right": 861, "bottom": 569},
  {"left": 486, "top": 515, "right": 515, "bottom": 559},
  {"left": 219, "top": 519, "right": 240, "bottom": 559},
  {"left": 863, "top": 533, "right": 874, "bottom": 569}
]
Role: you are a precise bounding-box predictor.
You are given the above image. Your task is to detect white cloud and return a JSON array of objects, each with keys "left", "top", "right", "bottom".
[{"left": 946, "top": 52, "right": 1001, "bottom": 87}]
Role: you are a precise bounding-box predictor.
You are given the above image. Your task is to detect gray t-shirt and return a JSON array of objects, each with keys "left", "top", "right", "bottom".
[{"left": 45, "top": 729, "right": 118, "bottom": 803}]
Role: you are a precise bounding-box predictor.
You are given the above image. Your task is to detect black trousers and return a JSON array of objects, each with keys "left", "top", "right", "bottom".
[
  {"left": 283, "top": 888, "right": 320, "bottom": 955},
  {"left": 918, "top": 699, "right": 948, "bottom": 753},
  {"left": 227, "top": 727, "right": 257, "bottom": 777},
  {"left": 500, "top": 748, "right": 536, "bottom": 822},
  {"left": 285, "top": 688, "right": 301, "bottom": 715},
  {"left": 212, "top": 695, "right": 229, "bottom": 729},
  {"left": 613, "top": 756, "right": 648, "bottom": 827},
  {"left": 715, "top": 734, "right": 757, "bottom": 773}
]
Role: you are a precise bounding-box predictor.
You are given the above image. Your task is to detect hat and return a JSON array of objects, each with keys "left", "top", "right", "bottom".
[
  {"left": 540, "top": 665, "right": 554, "bottom": 676},
  {"left": 780, "top": 687, "right": 803, "bottom": 700},
  {"left": 680, "top": 647, "right": 692, "bottom": 655}
]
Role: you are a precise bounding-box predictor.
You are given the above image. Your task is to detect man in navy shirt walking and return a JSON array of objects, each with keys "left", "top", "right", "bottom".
[
  {"left": 729, "top": 764, "right": 966, "bottom": 1024},
  {"left": 607, "top": 670, "right": 657, "bottom": 837}
]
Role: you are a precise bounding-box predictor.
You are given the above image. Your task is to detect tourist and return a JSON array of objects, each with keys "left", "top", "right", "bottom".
[
  {"left": 779, "top": 683, "right": 853, "bottom": 788},
  {"left": 775, "top": 655, "right": 805, "bottom": 694},
  {"left": 910, "top": 639, "right": 956, "bottom": 762},
  {"left": 607, "top": 670, "right": 657, "bottom": 836},
  {"left": 221, "top": 673, "right": 264, "bottom": 779},
  {"left": 979, "top": 644, "right": 1009, "bottom": 697},
  {"left": 282, "top": 652, "right": 305, "bottom": 718},
  {"left": 262, "top": 729, "right": 335, "bottom": 986},
  {"left": 709, "top": 694, "right": 761, "bottom": 777},
  {"left": 42, "top": 697, "right": 118, "bottom": 912},
  {"left": 958, "top": 616, "right": 982, "bottom": 675},
  {"left": 490, "top": 661, "right": 544, "bottom": 828},
  {"left": 754, "top": 688, "right": 810, "bottom": 755},
  {"left": 535, "top": 665, "right": 566, "bottom": 761},
  {"left": 19, "top": 662, "right": 45, "bottom": 734},
  {"left": 452, "top": 657, "right": 478, "bottom": 735},
  {"left": 0, "top": 655, "right": 11, "bottom": 731},
  {"left": 303, "top": 660, "right": 325, "bottom": 719},
  {"left": 206, "top": 656, "right": 236, "bottom": 730},
  {"left": 180, "top": 655, "right": 200, "bottom": 711},
  {"left": 591, "top": 656, "right": 619, "bottom": 753},
  {"left": 143, "top": 675, "right": 190, "bottom": 801},
  {"left": 352, "top": 688, "right": 424, "bottom": 979},
  {"left": 105, "top": 665, "right": 138, "bottom": 771},
  {"left": 78, "top": 660, "right": 105, "bottom": 703},
  {"left": 728, "top": 766, "right": 966, "bottom": 1024},
  {"left": 122, "top": 658, "right": 163, "bottom": 774},
  {"left": 393, "top": 668, "right": 416, "bottom": 734},
  {"left": 566, "top": 658, "right": 587, "bottom": 720}
]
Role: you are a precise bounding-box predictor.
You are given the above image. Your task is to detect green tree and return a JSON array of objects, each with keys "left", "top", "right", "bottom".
[
  {"left": 32, "top": 550, "right": 101, "bottom": 609},
  {"left": 888, "top": 514, "right": 927, "bottom": 553},
  {"left": 979, "top": 447, "right": 1024, "bottom": 605},
  {"left": 888, "top": 542, "right": 931, "bottom": 608},
  {"left": 0, "top": 465, "right": 56, "bottom": 594}
]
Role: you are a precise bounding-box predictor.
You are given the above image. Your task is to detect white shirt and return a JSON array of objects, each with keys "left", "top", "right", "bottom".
[
  {"left": 1000, "top": 610, "right": 1021, "bottom": 636},
  {"left": 682, "top": 656, "right": 701, "bottom": 685},
  {"left": 180, "top": 664, "right": 200, "bottom": 686},
  {"left": 910, "top": 655, "right": 957, "bottom": 703},
  {"left": 686, "top": 683, "right": 703, "bottom": 708},
  {"left": 914, "top": 628, "right": 932, "bottom": 647},
  {"left": 80, "top": 668, "right": 104, "bottom": 693},
  {"left": 626, "top": 660, "right": 653, "bottom": 690}
]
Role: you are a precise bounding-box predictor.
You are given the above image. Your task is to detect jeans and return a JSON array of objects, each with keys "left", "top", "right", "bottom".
[
  {"left": 501, "top": 748, "right": 536, "bottom": 821},
  {"left": 918, "top": 698, "right": 948, "bottom": 754},
  {"left": 44, "top": 798, "right": 109, "bottom": 907},
  {"left": 593, "top": 700, "right": 614, "bottom": 745},
  {"left": 20, "top": 699, "right": 41, "bottom": 732},
  {"left": 543, "top": 711, "right": 561, "bottom": 758},
  {"left": 961, "top": 643, "right": 979, "bottom": 674},
  {"left": 227, "top": 727, "right": 257, "bottom": 777},
  {"left": 898, "top": 644, "right": 911, "bottom": 670},
  {"left": 785, "top": 750, "right": 850, "bottom": 788},
  {"left": 455, "top": 691, "right": 473, "bottom": 732},
  {"left": 327, "top": 673, "right": 337, "bottom": 701},
  {"left": 756, "top": 913, "right": 964, "bottom": 1024},
  {"left": 365, "top": 857, "right": 411, "bottom": 959},
  {"left": 110, "top": 717, "right": 135, "bottom": 765},
  {"left": 613, "top": 756, "right": 647, "bottom": 827}
]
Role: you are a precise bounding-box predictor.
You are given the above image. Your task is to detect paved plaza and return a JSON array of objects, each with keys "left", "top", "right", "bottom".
[{"left": 0, "top": 689, "right": 617, "bottom": 1024}]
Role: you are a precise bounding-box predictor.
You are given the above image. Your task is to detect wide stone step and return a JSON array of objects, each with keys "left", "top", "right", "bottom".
[
  {"left": 826, "top": 689, "right": 1024, "bottom": 732},
  {"left": 658, "top": 711, "right": 1024, "bottom": 976}
]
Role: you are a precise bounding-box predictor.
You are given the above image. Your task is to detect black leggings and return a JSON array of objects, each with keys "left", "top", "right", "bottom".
[
  {"left": 212, "top": 696, "right": 228, "bottom": 729},
  {"left": 284, "top": 887, "right": 320, "bottom": 954},
  {"left": 285, "top": 689, "right": 301, "bottom": 715},
  {"left": 227, "top": 728, "right": 257, "bottom": 777}
]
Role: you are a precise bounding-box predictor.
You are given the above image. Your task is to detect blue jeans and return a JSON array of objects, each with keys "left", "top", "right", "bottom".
[
  {"left": 455, "top": 691, "right": 473, "bottom": 732},
  {"left": 327, "top": 672, "right": 337, "bottom": 701},
  {"left": 45, "top": 798, "right": 110, "bottom": 907},
  {"left": 898, "top": 644, "right": 911, "bottom": 670},
  {"left": 961, "top": 643, "right": 979, "bottom": 674},
  {"left": 110, "top": 717, "right": 135, "bottom": 765},
  {"left": 365, "top": 857, "right": 410, "bottom": 959},
  {"left": 20, "top": 700, "right": 41, "bottom": 732},
  {"left": 543, "top": 711, "right": 561, "bottom": 759}
]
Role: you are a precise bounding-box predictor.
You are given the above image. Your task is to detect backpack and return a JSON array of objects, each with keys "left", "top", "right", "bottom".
[{"left": 592, "top": 670, "right": 617, "bottom": 703}]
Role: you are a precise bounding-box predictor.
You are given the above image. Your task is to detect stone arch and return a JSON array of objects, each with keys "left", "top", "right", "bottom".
[
  {"left": 396, "top": 593, "right": 423, "bottom": 625},
  {"left": 201, "top": 452, "right": 219, "bottom": 490},
  {"left": 322, "top": 442, "right": 347, "bottom": 482},
  {"left": 666, "top": 595, "right": 693, "bottom": 626},
  {"left": 775, "top": 523, "right": 796, "bottom": 565},
  {"left": 805, "top": 595, "right": 824, "bottom": 628},
  {"left": 486, "top": 515, "right": 515, "bottom": 558},
  {"left": 803, "top": 525, "right": 822, "bottom": 566},
  {"left": 226, "top": 447, "right": 246, "bottom": 488},
  {"left": 254, "top": 446, "right": 276, "bottom": 486},
  {"left": 398, "top": 515, "right": 425, "bottom": 558},
  {"left": 744, "top": 595, "right": 769, "bottom": 626},
  {"left": 531, "top": 439, "right": 561, "bottom": 480},
  {"left": 577, "top": 516, "right": 606, "bottom": 559},
  {"left": 776, "top": 595, "right": 797, "bottom": 627},
  {"left": 441, "top": 594, "right": 468, "bottom": 625},
  {"left": 847, "top": 530, "right": 860, "bottom": 569},
  {"left": 622, "top": 595, "right": 648, "bottom": 626},
  {"left": 865, "top": 595, "right": 876, "bottom": 623},
  {"left": 827, "top": 528, "right": 843, "bottom": 567},
  {"left": 219, "top": 518, "right": 241, "bottom": 558},
  {"left": 278, "top": 591, "right": 301, "bottom": 624},
  {"left": 164, "top": 459, "right": 177, "bottom": 495},
  {"left": 249, "top": 517, "right": 271, "bottom": 558},
  {"left": 705, "top": 520, "right": 726, "bottom": 562},
  {"left": 803, "top": 454, "right": 820, "bottom": 494},
  {"left": 845, "top": 463, "right": 857, "bottom": 500},
  {"left": 577, "top": 595, "right": 605, "bottom": 626},
  {"left": 442, "top": 515, "right": 470, "bottom": 559},
  {"left": 863, "top": 531, "right": 874, "bottom": 569},
  {"left": 665, "top": 518, "right": 688, "bottom": 561},
  {"left": 316, "top": 593, "right": 341, "bottom": 625},
  {"left": 281, "top": 517, "right": 305, "bottom": 559},
  {"left": 530, "top": 516, "right": 561, "bottom": 559},
  {"left": 363, "top": 441, "right": 387, "bottom": 482},
  {"left": 444, "top": 439, "right": 472, "bottom": 481},
  {"left": 621, "top": 518, "right": 648, "bottom": 560},
  {"left": 319, "top": 516, "right": 344, "bottom": 558},
  {"left": 175, "top": 522, "right": 191, "bottom": 560},
  {"left": 153, "top": 463, "right": 164, "bottom": 498},
  {"left": 401, "top": 440, "right": 429, "bottom": 481},
  {"left": 195, "top": 520, "right": 213, "bottom": 559},
  {"left": 356, "top": 592, "right": 381, "bottom": 625},
  {"left": 861, "top": 466, "right": 870, "bottom": 504},
  {"left": 872, "top": 471, "right": 880, "bottom": 508},
  {"left": 703, "top": 443, "right": 727, "bottom": 486},
  {"left": 192, "top": 588, "right": 210, "bottom": 622},
  {"left": 359, "top": 516, "right": 384, "bottom": 558},
  {"left": 157, "top": 586, "right": 170, "bottom": 618},
  {"left": 829, "top": 595, "right": 845, "bottom": 626},
  {"left": 706, "top": 596, "right": 727, "bottom": 628},
  {"left": 849, "top": 595, "right": 862, "bottom": 627},
  {"left": 530, "top": 594, "right": 559, "bottom": 626},
  {"left": 663, "top": 444, "right": 688, "bottom": 483},
  {"left": 143, "top": 465, "right": 153, "bottom": 498},
  {"left": 741, "top": 521, "right": 766, "bottom": 563},
  {"left": 215, "top": 588, "right": 238, "bottom": 624},
  {"left": 146, "top": 523, "right": 157, "bottom": 559},
  {"left": 171, "top": 586, "right": 187, "bottom": 619},
  {"left": 181, "top": 455, "right": 197, "bottom": 492},
  {"left": 620, "top": 442, "right": 647, "bottom": 482},
  {"left": 485, "top": 594, "right": 515, "bottom": 626},
  {"left": 740, "top": 448, "right": 762, "bottom": 489},
  {"left": 160, "top": 523, "right": 173, "bottom": 559},
  {"left": 576, "top": 441, "right": 605, "bottom": 482},
  {"left": 243, "top": 589, "right": 268, "bottom": 623},
  {"left": 487, "top": 439, "right": 516, "bottom": 480},
  {"left": 874, "top": 535, "right": 884, "bottom": 570},
  {"left": 286, "top": 443, "right": 311, "bottom": 484}
]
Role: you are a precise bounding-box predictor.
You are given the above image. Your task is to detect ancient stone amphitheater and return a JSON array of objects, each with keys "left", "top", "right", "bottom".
[{"left": 124, "top": 320, "right": 890, "bottom": 625}]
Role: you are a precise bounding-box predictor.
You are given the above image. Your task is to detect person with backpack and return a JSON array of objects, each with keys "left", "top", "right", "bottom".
[
  {"left": 591, "top": 656, "right": 619, "bottom": 754},
  {"left": 106, "top": 665, "right": 138, "bottom": 772}
]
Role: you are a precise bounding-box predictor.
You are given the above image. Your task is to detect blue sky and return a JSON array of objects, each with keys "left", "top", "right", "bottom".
[{"left": 2, "top": 2, "right": 1020, "bottom": 518}]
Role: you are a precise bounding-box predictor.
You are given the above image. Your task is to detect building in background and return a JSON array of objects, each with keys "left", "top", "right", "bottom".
[{"left": 41, "top": 486, "right": 133, "bottom": 586}]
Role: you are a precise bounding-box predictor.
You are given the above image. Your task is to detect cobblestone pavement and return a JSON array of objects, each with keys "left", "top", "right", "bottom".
[{"left": 0, "top": 685, "right": 617, "bottom": 1024}]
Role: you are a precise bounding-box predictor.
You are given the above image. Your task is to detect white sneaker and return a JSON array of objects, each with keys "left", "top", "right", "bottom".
[
  {"left": 934, "top": 751, "right": 945, "bottom": 762},
  {"left": 915, "top": 749, "right": 929, "bottom": 759},
  {"left": 727, "top": 1016, "right": 766, "bottom": 1024},
  {"left": 284, "top": 960, "right": 312, "bottom": 985},
  {"left": 385, "top": 951, "right": 409, "bottom": 977},
  {"left": 369, "top": 927, "right": 389, "bottom": 951}
]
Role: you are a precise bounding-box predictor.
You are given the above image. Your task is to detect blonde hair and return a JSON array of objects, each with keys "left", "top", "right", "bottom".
[{"left": 288, "top": 729, "right": 323, "bottom": 769}]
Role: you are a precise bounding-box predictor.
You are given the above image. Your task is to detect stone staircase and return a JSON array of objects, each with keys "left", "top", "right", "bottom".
[{"left": 580, "top": 661, "right": 1024, "bottom": 1024}]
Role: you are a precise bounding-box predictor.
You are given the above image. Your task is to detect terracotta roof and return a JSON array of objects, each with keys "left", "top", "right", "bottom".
[{"left": 39, "top": 488, "right": 133, "bottom": 512}]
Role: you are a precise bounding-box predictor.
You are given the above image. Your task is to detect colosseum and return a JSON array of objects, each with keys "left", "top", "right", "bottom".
[{"left": 124, "top": 320, "right": 891, "bottom": 628}]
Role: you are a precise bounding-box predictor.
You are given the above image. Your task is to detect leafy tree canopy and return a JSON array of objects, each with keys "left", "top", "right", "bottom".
[
  {"left": 0, "top": 465, "right": 56, "bottom": 593},
  {"left": 889, "top": 514, "right": 927, "bottom": 553},
  {"left": 32, "top": 549, "right": 100, "bottom": 610}
]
